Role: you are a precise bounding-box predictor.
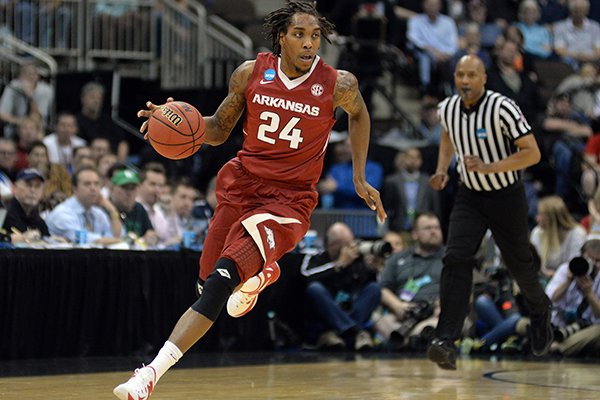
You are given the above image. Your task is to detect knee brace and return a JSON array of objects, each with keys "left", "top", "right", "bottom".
[{"left": 191, "top": 258, "right": 241, "bottom": 321}]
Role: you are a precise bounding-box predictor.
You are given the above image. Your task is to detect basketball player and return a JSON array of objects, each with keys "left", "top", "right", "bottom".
[{"left": 113, "top": 2, "right": 386, "bottom": 399}]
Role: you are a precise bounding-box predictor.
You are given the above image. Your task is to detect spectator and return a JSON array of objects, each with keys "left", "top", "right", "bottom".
[
  {"left": 14, "top": 116, "right": 44, "bottom": 171},
  {"left": 2, "top": 168, "right": 49, "bottom": 243},
  {"left": 453, "top": 22, "right": 493, "bottom": 73},
  {"left": 375, "top": 212, "right": 443, "bottom": 347},
  {"left": 517, "top": 0, "right": 553, "bottom": 59},
  {"left": 301, "top": 222, "right": 381, "bottom": 351},
  {"left": 71, "top": 146, "right": 96, "bottom": 172},
  {"left": 43, "top": 112, "right": 86, "bottom": 170},
  {"left": 75, "top": 82, "right": 129, "bottom": 162},
  {"left": 0, "top": 62, "right": 54, "bottom": 138},
  {"left": 541, "top": 93, "right": 592, "bottom": 199},
  {"left": 486, "top": 39, "right": 541, "bottom": 123},
  {"left": 502, "top": 25, "right": 537, "bottom": 77},
  {"left": 45, "top": 166, "right": 121, "bottom": 244},
  {"left": 581, "top": 132, "right": 600, "bottom": 200},
  {"left": 317, "top": 138, "right": 384, "bottom": 209},
  {"left": 90, "top": 137, "right": 111, "bottom": 163},
  {"left": 109, "top": 169, "right": 157, "bottom": 246},
  {"left": 137, "top": 162, "right": 175, "bottom": 243},
  {"left": 168, "top": 178, "right": 203, "bottom": 245},
  {"left": 190, "top": 175, "right": 217, "bottom": 245},
  {"left": 418, "top": 98, "right": 445, "bottom": 147},
  {"left": 462, "top": 0, "right": 503, "bottom": 50},
  {"left": 581, "top": 186, "right": 600, "bottom": 232},
  {"left": 531, "top": 195, "right": 587, "bottom": 280},
  {"left": 545, "top": 238, "right": 600, "bottom": 357},
  {"left": 555, "top": 62, "right": 599, "bottom": 118},
  {"left": 383, "top": 230, "right": 406, "bottom": 254},
  {"left": 382, "top": 147, "right": 441, "bottom": 231},
  {"left": 98, "top": 152, "right": 118, "bottom": 198},
  {"left": 553, "top": 0, "right": 600, "bottom": 70},
  {"left": 0, "top": 137, "right": 17, "bottom": 202},
  {"left": 407, "top": 0, "right": 458, "bottom": 95},
  {"left": 26, "top": 141, "right": 71, "bottom": 211},
  {"left": 539, "top": 0, "right": 569, "bottom": 24}
]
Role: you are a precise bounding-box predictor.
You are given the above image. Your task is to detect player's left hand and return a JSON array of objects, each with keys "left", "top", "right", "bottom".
[
  {"left": 137, "top": 97, "right": 174, "bottom": 139},
  {"left": 464, "top": 155, "right": 492, "bottom": 173},
  {"left": 354, "top": 180, "right": 387, "bottom": 223}
]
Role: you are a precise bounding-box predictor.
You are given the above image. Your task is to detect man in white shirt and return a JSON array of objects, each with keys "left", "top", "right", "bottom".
[
  {"left": 43, "top": 112, "right": 86, "bottom": 169},
  {"left": 0, "top": 62, "right": 54, "bottom": 138},
  {"left": 553, "top": 0, "right": 600, "bottom": 69},
  {"left": 136, "top": 162, "right": 174, "bottom": 243}
]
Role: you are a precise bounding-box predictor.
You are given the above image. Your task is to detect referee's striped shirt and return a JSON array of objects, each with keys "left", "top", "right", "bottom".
[{"left": 437, "top": 90, "right": 532, "bottom": 192}]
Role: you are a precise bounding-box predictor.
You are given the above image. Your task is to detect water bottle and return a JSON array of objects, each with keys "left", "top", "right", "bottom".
[
  {"left": 75, "top": 229, "right": 88, "bottom": 245},
  {"left": 182, "top": 230, "right": 196, "bottom": 248}
]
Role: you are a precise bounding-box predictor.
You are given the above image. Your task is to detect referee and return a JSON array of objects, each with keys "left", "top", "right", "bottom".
[{"left": 426, "top": 55, "right": 553, "bottom": 370}]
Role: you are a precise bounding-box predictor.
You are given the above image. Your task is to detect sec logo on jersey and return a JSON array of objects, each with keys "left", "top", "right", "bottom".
[{"left": 311, "top": 83, "right": 324, "bottom": 97}]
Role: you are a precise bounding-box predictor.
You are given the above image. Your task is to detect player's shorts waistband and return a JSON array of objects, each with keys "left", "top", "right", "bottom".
[{"left": 233, "top": 158, "right": 314, "bottom": 192}]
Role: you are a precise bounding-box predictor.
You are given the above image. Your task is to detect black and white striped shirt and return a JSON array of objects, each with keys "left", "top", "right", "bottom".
[{"left": 438, "top": 90, "right": 532, "bottom": 191}]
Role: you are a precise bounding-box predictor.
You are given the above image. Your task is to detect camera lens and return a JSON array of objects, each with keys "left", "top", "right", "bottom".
[{"left": 569, "top": 257, "right": 591, "bottom": 277}]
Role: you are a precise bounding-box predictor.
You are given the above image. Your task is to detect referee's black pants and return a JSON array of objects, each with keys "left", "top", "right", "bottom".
[{"left": 436, "top": 182, "right": 551, "bottom": 341}]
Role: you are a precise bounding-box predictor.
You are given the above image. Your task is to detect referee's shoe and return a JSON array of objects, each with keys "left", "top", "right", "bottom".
[
  {"left": 427, "top": 338, "right": 457, "bottom": 370},
  {"left": 529, "top": 305, "right": 554, "bottom": 356}
]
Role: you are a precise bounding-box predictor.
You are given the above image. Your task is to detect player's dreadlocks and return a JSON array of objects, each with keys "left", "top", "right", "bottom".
[{"left": 263, "top": 1, "right": 335, "bottom": 55}]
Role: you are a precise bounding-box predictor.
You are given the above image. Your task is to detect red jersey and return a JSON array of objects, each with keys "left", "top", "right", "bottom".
[{"left": 239, "top": 52, "right": 337, "bottom": 188}]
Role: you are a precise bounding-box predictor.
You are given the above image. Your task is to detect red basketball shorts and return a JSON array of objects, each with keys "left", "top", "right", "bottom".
[{"left": 199, "top": 158, "right": 318, "bottom": 282}]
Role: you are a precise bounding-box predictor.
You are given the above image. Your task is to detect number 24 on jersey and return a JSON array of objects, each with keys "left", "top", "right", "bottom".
[{"left": 257, "top": 111, "right": 304, "bottom": 149}]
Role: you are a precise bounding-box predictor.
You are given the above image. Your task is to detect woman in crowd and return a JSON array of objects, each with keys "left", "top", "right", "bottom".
[
  {"left": 27, "top": 140, "right": 71, "bottom": 211},
  {"left": 530, "top": 196, "right": 587, "bottom": 281}
]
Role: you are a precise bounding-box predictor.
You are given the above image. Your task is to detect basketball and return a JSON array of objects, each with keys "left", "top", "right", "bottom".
[{"left": 146, "top": 101, "right": 206, "bottom": 160}]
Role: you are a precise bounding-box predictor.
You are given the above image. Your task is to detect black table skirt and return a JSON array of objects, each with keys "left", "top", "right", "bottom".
[{"left": 0, "top": 249, "right": 306, "bottom": 360}]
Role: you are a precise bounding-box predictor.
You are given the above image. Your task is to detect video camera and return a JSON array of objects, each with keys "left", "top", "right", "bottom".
[{"left": 358, "top": 240, "right": 392, "bottom": 258}]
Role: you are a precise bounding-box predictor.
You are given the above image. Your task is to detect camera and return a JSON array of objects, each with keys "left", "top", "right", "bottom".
[
  {"left": 358, "top": 240, "right": 392, "bottom": 258},
  {"left": 554, "top": 318, "right": 591, "bottom": 342},
  {"left": 569, "top": 256, "right": 594, "bottom": 277},
  {"left": 390, "top": 301, "right": 434, "bottom": 344}
]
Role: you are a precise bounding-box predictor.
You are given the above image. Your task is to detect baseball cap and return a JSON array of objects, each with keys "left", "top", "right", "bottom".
[
  {"left": 15, "top": 168, "right": 45, "bottom": 182},
  {"left": 111, "top": 169, "right": 140, "bottom": 186}
]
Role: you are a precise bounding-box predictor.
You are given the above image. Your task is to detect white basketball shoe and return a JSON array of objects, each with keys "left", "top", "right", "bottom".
[
  {"left": 226, "top": 262, "right": 281, "bottom": 317},
  {"left": 113, "top": 365, "right": 157, "bottom": 400}
]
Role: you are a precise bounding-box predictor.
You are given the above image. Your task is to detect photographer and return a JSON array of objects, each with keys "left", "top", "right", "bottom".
[
  {"left": 301, "top": 222, "right": 382, "bottom": 351},
  {"left": 376, "top": 212, "right": 444, "bottom": 349},
  {"left": 545, "top": 237, "right": 600, "bottom": 357}
]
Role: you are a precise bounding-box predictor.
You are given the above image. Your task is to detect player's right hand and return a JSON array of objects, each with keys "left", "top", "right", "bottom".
[
  {"left": 429, "top": 172, "right": 449, "bottom": 191},
  {"left": 137, "top": 97, "right": 174, "bottom": 139}
]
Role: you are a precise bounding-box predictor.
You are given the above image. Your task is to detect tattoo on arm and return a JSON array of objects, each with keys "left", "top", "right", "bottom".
[
  {"left": 334, "top": 71, "right": 362, "bottom": 116},
  {"left": 211, "top": 62, "right": 252, "bottom": 135}
]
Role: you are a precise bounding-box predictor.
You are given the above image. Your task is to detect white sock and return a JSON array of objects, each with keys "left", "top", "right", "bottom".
[{"left": 148, "top": 340, "right": 183, "bottom": 382}]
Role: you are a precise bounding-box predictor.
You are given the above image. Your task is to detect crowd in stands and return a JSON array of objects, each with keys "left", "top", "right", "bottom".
[{"left": 1, "top": 0, "right": 600, "bottom": 359}]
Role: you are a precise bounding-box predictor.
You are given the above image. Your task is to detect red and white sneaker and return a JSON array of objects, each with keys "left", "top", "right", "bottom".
[
  {"left": 227, "top": 262, "right": 281, "bottom": 317},
  {"left": 113, "top": 365, "right": 157, "bottom": 400}
]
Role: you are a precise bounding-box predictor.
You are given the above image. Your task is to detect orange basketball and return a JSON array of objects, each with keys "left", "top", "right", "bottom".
[{"left": 146, "top": 101, "right": 206, "bottom": 160}]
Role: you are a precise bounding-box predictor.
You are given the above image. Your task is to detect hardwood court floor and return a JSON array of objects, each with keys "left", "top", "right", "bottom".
[{"left": 1, "top": 353, "right": 599, "bottom": 399}]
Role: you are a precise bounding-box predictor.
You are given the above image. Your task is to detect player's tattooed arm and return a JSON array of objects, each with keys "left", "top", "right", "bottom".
[
  {"left": 203, "top": 60, "right": 255, "bottom": 145},
  {"left": 333, "top": 70, "right": 362, "bottom": 116},
  {"left": 333, "top": 70, "right": 387, "bottom": 223}
]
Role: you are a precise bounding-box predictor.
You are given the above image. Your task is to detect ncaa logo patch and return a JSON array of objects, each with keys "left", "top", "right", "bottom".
[
  {"left": 311, "top": 83, "right": 324, "bottom": 97},
  {"left": 263, "top": 69, "right": 276, "bottom": 81},
  {"left": 476, "top": 127, "right": 487, "bottom": 139}
]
